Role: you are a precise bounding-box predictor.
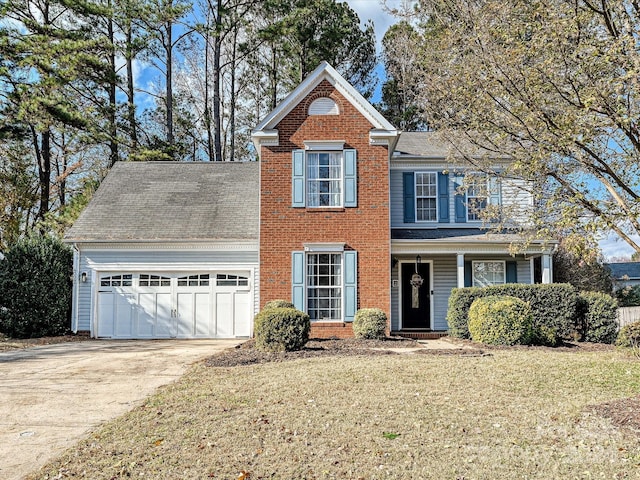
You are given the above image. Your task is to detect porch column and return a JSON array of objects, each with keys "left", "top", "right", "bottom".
[
  {"left": 541, "top": 253, "right": 552, "bottom": 284},
  {"left": 457, "top": 253, "right": 465, "bottom": 288}
]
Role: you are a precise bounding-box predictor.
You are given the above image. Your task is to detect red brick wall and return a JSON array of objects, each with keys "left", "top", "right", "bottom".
[{"left": 259, "top": 80, "right": 391, "bottom": 338}]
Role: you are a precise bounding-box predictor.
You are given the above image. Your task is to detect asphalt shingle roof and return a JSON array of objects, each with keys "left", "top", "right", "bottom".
[
  {"left": 606, "top": 262, "right": 640, "bottom": 280},
  {"left": 394, "top": 132, "right": 451, "bottom": 157},
  {"left": 65, "top": 162, "right": 259, "bottom": 242},
  {"left": 391, "top": 228, "right": 523, "bottom": 242}
]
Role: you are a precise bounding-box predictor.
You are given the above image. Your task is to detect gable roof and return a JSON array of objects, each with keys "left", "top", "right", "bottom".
[
  {"left": 607, "top": 262, "right": 640, "bottom": 280},
  {"left": 65, "top": 162, "right": 259, "bottom": 243},
  {"left": 252, "top": 61, "right": 397, "bottom": 152}
]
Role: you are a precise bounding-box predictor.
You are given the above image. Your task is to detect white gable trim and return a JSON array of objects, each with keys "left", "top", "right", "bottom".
[{"left": 251, "top": 62, "right": 397, "bottom": 153}]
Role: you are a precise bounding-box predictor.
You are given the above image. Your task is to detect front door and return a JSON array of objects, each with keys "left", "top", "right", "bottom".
[{"left": 401, "top": 262, "right": 431, "bottom": 329}]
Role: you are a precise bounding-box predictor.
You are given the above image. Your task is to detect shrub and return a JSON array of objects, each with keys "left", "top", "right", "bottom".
[
  {"left": 254, "top": 307, "right": 310, "bottom": 352},
  {"left": 468, "top": 295, "right": 534, "bottom": 346},
  {"left": 353, "top": 308, "right": 387, "bottom": 339},
  {"left": 0, "top": 235, "right": 72, "bottom": 338},
  {"left": 263, "top": 299, "right": 295, "bottom": 310},
  {"left": 446, "top": 283, "right": 578, "bottom": 344},
  {"left": 576, "top": 291, "right": 618, "bottom": 344},
  {"left": 616, "top": 321, "right": 640, "bottom": 350},
  {"left": 615, "top": 285, "right": 640, "bottom": 307}
]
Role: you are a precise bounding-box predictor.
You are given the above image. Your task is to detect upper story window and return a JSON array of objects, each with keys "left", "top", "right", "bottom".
[
  {"left": 465, "top": 175, "right": 500, "bottom": 222},
  {"left": 415, "top": 172, "right": 438, "bottom": 222},
  {"left": 292, "top": 147, "right": 357, "bottom": 208},
  {"left": 307, "top": 152, "right": 342, "bottom": 207}
]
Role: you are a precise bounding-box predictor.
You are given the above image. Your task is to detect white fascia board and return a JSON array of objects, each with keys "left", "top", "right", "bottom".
[
  {"left": 251, "top": 62, "right": 398, "bottom": 147},
  {"left": 304, "top": 140, "right": 345, "bottom": 150},
  {"left": 391, "top": 239, "right": 553, "bottom": 255},
  {"left": 74, "top": 240, "right": 259, "bottom": 251},
  {"left": 303, "top": 242, "right": 346, "bottom": 252}
]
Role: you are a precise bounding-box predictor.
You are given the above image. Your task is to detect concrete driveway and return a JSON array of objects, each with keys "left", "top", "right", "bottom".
[{"left": 0, "top": 339, "right": 241, "bottom": 480}]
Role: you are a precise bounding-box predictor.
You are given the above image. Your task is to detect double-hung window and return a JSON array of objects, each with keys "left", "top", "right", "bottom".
[
  {"left": 306, "top": 253, "right": 342, "bottom": 320},
  {"left": 415, "top": 172, "right": 438, "bottom": 221},
  {"left": 292, "top": 147, "right": 357, "bottom": 208},
  {"left": 291, "top": 249, "right": 358, "bottom": 322},
  {"left": 472, "top": 261, "right": 506, "bottom": 287},
  {"left": 466, "top": 179, "right": 488, "bottom": 221},
  {"left": 307, "top": 152, "right": 342, "bottom": 207}
]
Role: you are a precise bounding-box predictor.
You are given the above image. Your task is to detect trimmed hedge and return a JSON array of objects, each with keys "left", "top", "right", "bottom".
[
  {"left": 0, "top": 235, "right": 72, "bottom": 338},
  {"left": 253, "top": 307, "right": 310, "bottom": 352},
  {"left": 263, "top": 299, "right": 296, "bottom": 310},
  {"left": 615, "top": 285, "right": 640, "bottom": 307},
  {"left": 616, "top": 321, "right": 640, "bottom": 349},
  {"left": 447, "top": 283, "right": 578, "bottom": 345},
  {"left": 576, "top": 291, "right": 618, "bottom": 344},
  {"left": 353, "top": 308, "right": 387, "bottom": 339},
  {"left": 468, "top": 295, "right": 534, "bottom": 346}
]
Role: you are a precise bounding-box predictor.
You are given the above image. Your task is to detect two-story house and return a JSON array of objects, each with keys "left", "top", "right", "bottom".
[{"left": 65, "top": 62, "right": 554, "bottom": 339}]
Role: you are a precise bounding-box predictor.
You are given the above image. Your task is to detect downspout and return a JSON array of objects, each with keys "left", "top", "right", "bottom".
[{"left": 71, "top": 244, "right": 80, "bottom": 333}]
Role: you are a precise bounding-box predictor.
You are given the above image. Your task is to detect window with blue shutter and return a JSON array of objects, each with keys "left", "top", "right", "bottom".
[
  {"left": 344, "top": 251, "right": 357, "bottom": 322},
  {"left": 403, "top": 172, "right": 415, "bottom": 223},
  {"left": 453, "top": 176, "right": 467, "bottom": 223},
  {"left": 291, "top": 251, "right": 305, "bottom": 310},
  {"left": 506, "top": 261, "right": 517, "bottom": 283},
  {"left": 292, "top": 150, "right": 305, "bottom": 207},
  {"left": 438, "top": 172, "right": 450, "bottom": 223},
  {"left": 343, "top": 149, "right": 357, "bottom": 207}
]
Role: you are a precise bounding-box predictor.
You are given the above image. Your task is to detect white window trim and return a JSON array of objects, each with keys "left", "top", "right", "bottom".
[
  {"left": 304, "top": 140, "right": 345, "bottom": 151},
  {"left": 471, "top": 260, "right": 506, "bottom": 287},
  {"left": 415, "top": 171, "right": 438, "bottom": 223},
  {"left": 306, "top": 252, "right": 344, "bottom": 322},
  {"left": 306, "top": 151, "right": 344, "bottom": 208}
]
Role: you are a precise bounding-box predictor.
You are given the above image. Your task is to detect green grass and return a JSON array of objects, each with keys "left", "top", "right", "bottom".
[{"left": 30, "top": 350, "right": 640, "bottom": 479}]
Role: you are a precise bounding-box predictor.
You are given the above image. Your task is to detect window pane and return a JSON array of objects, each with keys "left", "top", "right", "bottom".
[
  {"left": 415, "top": 173, "right": 437, "bottom": 222},
  {"left": 473, "top": 262, "right": 505, "bottom": 287},
  {"left": 307, "top": 254, "right": 342, "bottom": 321},
  {"left": 307, "top": 152, "right": 342, "bottom": 207}
]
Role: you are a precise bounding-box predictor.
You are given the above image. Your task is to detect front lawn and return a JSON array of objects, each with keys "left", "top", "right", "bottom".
[{"left": 30, "top": 344, "right": 640, "bottom": 479}]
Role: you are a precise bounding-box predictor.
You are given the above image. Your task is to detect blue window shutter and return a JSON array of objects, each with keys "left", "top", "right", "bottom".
[
  {"left": 506, "top": 261, "right": 518, "bottom": 283},
  {"left": 454, "top": 176, "right": 467, "bottom": 223},
  {"left": 344, "top": 149, "right": 357, "bottom": 207},
  {"left": 438, "top": 172, "right": 450, "bottom": 223},
  {"left": 403, "top": 172, "right": 415, "bottom": 223},
  {"left": 292, "top": 251, "right": 305, "bottom": 311},
  {"left": 464, "top": 261, "right": 473, "bottom": 287},
  {"left": 344, "top": 251, "right": 357, "bottom": 322},
  {"left": 292, "top": 150, "right": 305, "bottom": 207}
]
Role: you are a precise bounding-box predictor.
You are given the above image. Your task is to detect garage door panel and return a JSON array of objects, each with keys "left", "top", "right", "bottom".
[
  {"left": 155, "top": 292, "right": 175, "bottom": 337},
  {"left": 137, "top": 293, "right": 156, "bottom": 337},
  {"left": 97, "top": 293, "right": 115, "bottom": 337},
  {"left": 114, "top": 293, "right": 135, "bottom": 337},
  {"left": 215, "top": 292, "right": 233, "bottom": 337},
  {"left": 194, "top": 293, "right": 212, "bottom": 337},
  {"left": 234, "top": 291, "right": 251, "bottom": 337}
]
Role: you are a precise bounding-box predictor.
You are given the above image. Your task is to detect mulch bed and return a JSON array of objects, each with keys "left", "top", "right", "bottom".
[
  {"left": 590, "top": 396, "right": 640, "bottom": 436},
  {"left": 0, "top": 333, "right": 93, "bottom": 352}
]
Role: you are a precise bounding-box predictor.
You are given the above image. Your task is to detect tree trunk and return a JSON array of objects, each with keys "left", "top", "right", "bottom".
[
  {"left": 125, "top": 15, "right": 138, "bottom": 150},
  {"left": 212, "top": 6, "right": 223, "bottom": 162},
  {"left": 108, "top": 12, "right": 119, "bottom": 166},
  {"left": 166, "top": 11, "right": 174, "bottom": 155}
]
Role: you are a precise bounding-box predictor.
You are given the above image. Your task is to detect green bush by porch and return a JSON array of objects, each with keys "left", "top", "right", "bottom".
[
  {"left": 576, "top": 291, "right": 618, "bottom": 344},
  {"left": 447, "top": 283, "right": 578, "bottom": 345},
  {"left": 353, "top": 308, "right": 387, "bottom": 339},
  {"left": 468, "top": 295, "right": 534, "bottom": 345}
]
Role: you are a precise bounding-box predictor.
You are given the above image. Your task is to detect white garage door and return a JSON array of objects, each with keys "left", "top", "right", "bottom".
[{"left": 97, "top": 272, "right": 251, "bottom": 339}]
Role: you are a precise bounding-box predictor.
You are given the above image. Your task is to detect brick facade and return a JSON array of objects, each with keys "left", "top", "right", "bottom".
[{"left": 259, "top": 80, "right": 391, "bottom": 338}]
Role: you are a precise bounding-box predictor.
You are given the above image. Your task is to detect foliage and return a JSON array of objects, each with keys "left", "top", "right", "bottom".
[
  {"left": 468, "top": 295, "right": 534, "bottom": 346},
  {"left": 447, "top": 283, "right": 578, "bottom": 344},
  {"left": 377, "top": 21, "right": 427, "bottom": 130},
  {"left": 614, "top": 285, "right": 640, "bottom": 307},
  {"left": 263, "top": 299, "right": 296, "bottom": 310},
  {"left": 0, "top": 235, "right": 72, "bottom": 338},
  {"left": 616, "top": 321, "right": 640, "bottom": 351},
  {"left": 352, "top": 308, "right": 388, "bottom": 339},
  {"left": 404, "top": 0, "right": 640, "bottom": 256},
  {"left": 553, "top": 241, "right": 612, "bottom": 293},
  {"left": 576, "top": 291, "right": 619, "bottom": 344},
  {"left": 253, "top": 307, "right": 310, "bottom": 352}
]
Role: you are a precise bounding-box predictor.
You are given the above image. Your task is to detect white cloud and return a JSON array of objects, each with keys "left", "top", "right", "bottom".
[
  {"left": 346, "top": 0, "right": 403, "bottom": 50},
  {"left": 599, "top": 232, "right": 640, "bottom": 261}
]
